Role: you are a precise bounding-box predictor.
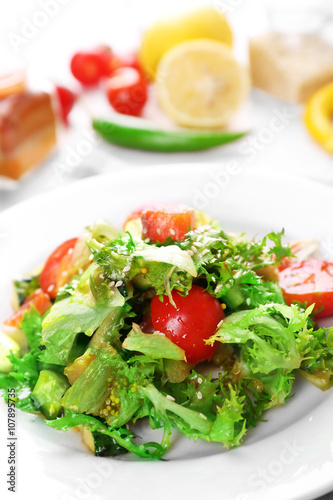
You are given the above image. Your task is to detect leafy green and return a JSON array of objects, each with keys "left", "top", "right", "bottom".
[
  {"left": 210, "top": 304, "right": 313, "bottom": 374},
  {"left": 174, "top": 226, "right": 291, "bottom": 301},
  {"left": 0, "top": 309, "right": 66, "bottom": 412},
  {"left": 46, "top": 410, "right": 165, "bottom": 459},
  {"left": 89, "top": 303, "right": 133, "bottom": 350},
  {"left": 41, "top": 265, "right": 125, "bottom": 365},
  {"left": 89, "top": 232, "right": 196, "bottom": 298},
  {"left": 0, "top": 309, "right": 43, "bottom": 411},
  {"left": 142, "top": 383, "right": 247, "bottom": 449},
  {"left": 61, "top": 347, "right": 148, "bottom": 428},
  {"left": 300, "top": 327, "right": 333, "bottom": 390},
  {"left": 21, "top": 307, "right": 44, "bottom": 350},
  {"left": 123, "top": 324, "right": 186, "bottom": 361}
]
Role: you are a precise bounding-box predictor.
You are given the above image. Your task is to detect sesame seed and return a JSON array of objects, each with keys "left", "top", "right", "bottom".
[
  {"left": 188, "top": 250, "right": 194, "bottom": 256},
  {"left": 156, "top": 228, "right": 161, "bottom": 235},
  {"left": 115, "top": 281, "right": 123, "bottom": 287},
  {"left": 202, "top": 249, "right": 210, "bottom": 256},
  {"left": 78, "top": 269, "right": 83, "bottom": 275},
  {"left": 89, "top": 254, "right": 94, "bottom": 261},
  {"left": 123, "top": 265, "right": 130, "bottom": 273},
  {"left": 74, "top": 326, "right": 81, "bottom": 333},
  {"left": 99, "top": 273, "right": 104, "bottom": 279},
  {"left": 47, "top": 284, "right": 55, "bottom": 293},
  {"left": 142, "top": 227, "right": 147, "bottom": 234},
  {"left": 197, "top": 391, "right": 203, "bottom": 400},
  {"left": 153, "top": 331, "right": 165, "bottom": 336},
  {"left": 197, "top": 378, "right": 203, "bottom": 384},
  {"left": 169, "top": 228, "right": 176, "bottom": 236},
  {"left": 193, "top": 241, "right": 203, "bottom": 248},
  {"left": 166, "top": 395, "right": 175, "bottom": 401},
  {"left": 191, "top": 246, "right": 197, "bottom": 254},
  {"left": 61, "top": 270, "right": 68, "bottom": 277},
  {"left": 109, "top": 281, "right": 115, "bottom": 287},
  {"left": 68, "top": 248, "right": 74, "bottom": 256}
]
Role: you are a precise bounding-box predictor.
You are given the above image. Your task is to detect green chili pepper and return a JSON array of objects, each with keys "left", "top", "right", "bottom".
[{"left": 92, "top": 119, "right": 247, "bottom": 152}]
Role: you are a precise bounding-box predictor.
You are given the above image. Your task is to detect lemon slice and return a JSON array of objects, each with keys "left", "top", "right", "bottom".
[{"left": 156, "top": 39, "right": 250, "bottom": 129}]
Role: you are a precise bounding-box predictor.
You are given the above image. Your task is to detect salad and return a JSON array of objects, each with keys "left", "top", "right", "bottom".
[{"left": 1, "top": 205, "right": 333, "bottom": 459}]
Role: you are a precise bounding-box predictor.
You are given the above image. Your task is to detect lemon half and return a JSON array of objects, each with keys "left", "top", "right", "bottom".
[
  {"left": 156, "top": 39, "right": 250, "bottom": 129},
  {"left": 139, "top": 7, "right": 233, "bottom": 80}
]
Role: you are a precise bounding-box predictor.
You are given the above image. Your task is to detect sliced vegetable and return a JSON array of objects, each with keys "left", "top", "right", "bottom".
[
  {"left": 105, "top": 67, "right": 148, "bottom": 116},
  {"left": 40, "top": 238, "right": 78, "bottom": 299},
  {"left": 31, "top": 369, "right": 69, "bottom": 419},
  {"left": 93, "top": 118, "right": 247, "bottom": 152},
  {"left": 4, "top": 289, "right": 52, "bottom": 328},
  {"left": 141, "top": 208, "right": 196, "bottom": 243},
  {"left": 279, "top": 259, "right": 333, "bottom": 317}
]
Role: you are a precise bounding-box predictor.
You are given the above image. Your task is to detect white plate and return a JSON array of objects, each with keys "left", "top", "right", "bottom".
[{"left": 0, "top": 164, "right": 333, "bottom": 500}]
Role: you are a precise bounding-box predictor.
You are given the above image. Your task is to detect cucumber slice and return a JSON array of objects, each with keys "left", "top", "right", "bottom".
[{"left": 31, "top": 370, "right": 69, "bottom": 419}]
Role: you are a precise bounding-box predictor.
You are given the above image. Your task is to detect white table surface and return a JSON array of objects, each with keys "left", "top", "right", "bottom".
[{"left": 0, "top": 1, "right": 333, "bottom": 498}]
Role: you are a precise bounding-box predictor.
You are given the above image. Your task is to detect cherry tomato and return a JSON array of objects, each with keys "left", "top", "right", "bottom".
[
  {"left": 70, "top": 51, "right": 105, "bottom": 85},
  {"left": 151, "top": 285, "right": 224, "bottom": 364},
  {"left": 55, "top": 85, "right": 76, "bottom": 125},
  {"left": 40, "top": 238, "right": 78, "bottom": 300},
  {"left": 4, "top": 289, "right": 52, "bottom": 327},
  {"left": 141, "top": 208, "right": 196, "bottom": 243},
  {"left": 105, "top": 67, "right": 148, "bottom": 116},
  {"left": 279, "top": 259, "right": 333, "bottom": 317}
]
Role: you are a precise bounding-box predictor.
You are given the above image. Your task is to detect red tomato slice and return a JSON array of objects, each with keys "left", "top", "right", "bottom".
[
  {"left": 123, "top": 203, "right": 178, "bottom": 230},
  {"left": 141, "top": 208, "right": 196, "bottom": 243},
  {"left": 40, "top": 238, "right": 78, "bottom": 300},
  {"left": 151, "top": 285, "right": 224, "bottom": 364},
  {"left": 105, "top": 67, "right": 148, "bottom": 116},
  {"left": 4, "top": 289, "right": 52, "bottom": 328},
  {"left": 279, "top": 259, "right": 333, "bottom": 317}
]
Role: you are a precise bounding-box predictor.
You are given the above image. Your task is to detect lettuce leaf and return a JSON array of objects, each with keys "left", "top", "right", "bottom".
[
  {"left": 122, "top": 324, "right": 186, "bottom": 361},
  {"left": 89, "top": 232, "right": 196, "bottom": 298},
  {"left": 210, "top": 303, "right": 313, "bottom": 374},
  {"left": 41, "top": 265, "right": 125, "bottom": 365}
]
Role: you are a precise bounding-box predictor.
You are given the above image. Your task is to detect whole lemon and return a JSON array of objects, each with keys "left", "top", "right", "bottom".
[{"left": 139, "top": 7, "right": 233, "bottom": 80}]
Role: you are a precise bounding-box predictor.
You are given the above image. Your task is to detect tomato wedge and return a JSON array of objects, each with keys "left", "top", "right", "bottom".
[
  {"left": 279, "top": 259, "right": 333, "bottom": 317},
  {"left": 141, "top": 208, "right": 196, "bottom": 243},
  {"left": 4, "top": 289, "right": 52, "bottom": 327},
  {"left": 151, "top": 285, "right": 224, "bottom": 364},
  {"left": 123, "top": 203, "right": 178, "bottom": 230},
  {"left": 40, "top": 238, "right": 78, "bottom": 300}
]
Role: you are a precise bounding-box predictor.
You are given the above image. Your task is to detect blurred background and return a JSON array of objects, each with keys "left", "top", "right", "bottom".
[{"left": 1, "top": 0, "right": 333, "bottom": 209}]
